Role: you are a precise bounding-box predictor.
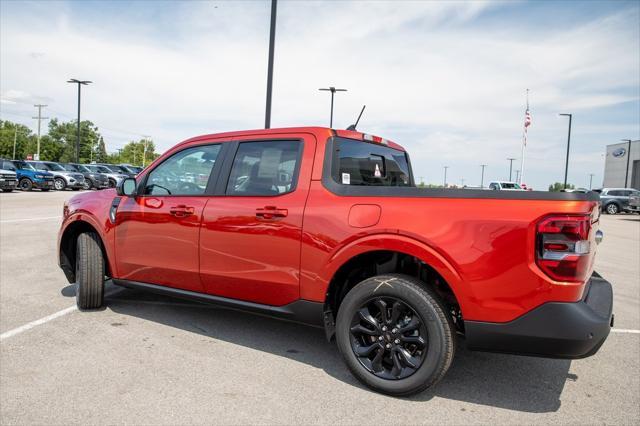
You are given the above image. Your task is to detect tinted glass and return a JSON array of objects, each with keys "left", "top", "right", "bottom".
[
  {"left": 332, "top": 137, "right": 411, "bottom": 186},
  {"left": 144, "top": 144, "right": 220, "bottom": 195},
  {"left": 226, "top": 141, "right": 301, "bottom": 196},
  {"left": 608, "top": 190, "right": 622, "bottom": 196},
  {"left": 2, "top": 161, "right": 16, "bottom": 170},
  {"left": 62, "top": 164, "right": 78, "bottom": 172}
]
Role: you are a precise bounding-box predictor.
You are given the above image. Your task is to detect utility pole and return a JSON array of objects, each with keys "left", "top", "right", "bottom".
[
  {"left": 142, "top": 135, "right": 152, "bottom": 167},
  {"left": 443, "top": 166, "right": 449, "bottom": 188},
  {"left": 589, "top": 173, "right": 595, "bottom": 190},
  {"left": 319, "top": 87, "right": 347, "bottom": 128},
  {"left": 12, "top": 127, "right": 17, "bottom": 160},
  {"left": 264, "top": 0, "right": 277, "bottom": 129},
  {"left": 32, "top": 104, "right": 48, "bottom": 160},
  {"left": 507, "top": 158, "right": 516, "bottom": 181},
  {"left": 515, "top": 169, "right": 520, "bottom": 183},
  {"left": 480, "top": 164, "right": 487, "bottom": 188},
  {"left": 621, "top": 139, "right": 632, "bottom": 187},
  {"left": 460, "top": 177, "right": 465, "bottom": 187},
  {"left": 559, "top": 113, "right": 573, "bottom": 189},
  {"left": 67, "top": 79, "right": 92, "bottom": 163}
]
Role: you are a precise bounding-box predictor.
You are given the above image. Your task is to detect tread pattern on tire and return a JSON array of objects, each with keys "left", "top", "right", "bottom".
[
  {"left": 336, "top": 274, "right": 456, "bottom": 396},
  {"left": 76, "top": 232, "right": 105, "bottom": 309}
]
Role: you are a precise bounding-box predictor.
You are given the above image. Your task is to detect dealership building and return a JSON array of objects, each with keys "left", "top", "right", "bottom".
[{"left": 603, "top": 140, "right": 639, "bottom": 190}]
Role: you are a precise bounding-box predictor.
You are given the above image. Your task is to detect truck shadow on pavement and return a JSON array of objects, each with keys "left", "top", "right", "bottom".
[{"left": 63, "top": 282, "right": 570, "bottom": 413}]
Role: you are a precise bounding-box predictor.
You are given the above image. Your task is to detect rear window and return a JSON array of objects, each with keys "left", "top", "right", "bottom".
[
  {"left": 331, "top": 137, "right": 411, "bottom": 187},
  {"left": 501, "top": 183, "right": 521, "bottom": 189}
]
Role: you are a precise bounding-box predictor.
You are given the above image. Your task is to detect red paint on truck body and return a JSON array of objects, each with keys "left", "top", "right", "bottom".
[{"left": 59, "top": 127, "right": 600, "bottom": 324}]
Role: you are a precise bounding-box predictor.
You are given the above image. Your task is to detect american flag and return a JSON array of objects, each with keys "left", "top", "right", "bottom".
[{"left": 523, "top": 108, "right": 532, "bottom": 145}]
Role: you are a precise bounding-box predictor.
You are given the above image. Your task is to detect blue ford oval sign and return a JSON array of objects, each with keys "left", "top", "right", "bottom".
[{"left": 612, "top": 147, "right": 626, "bottom": 158}]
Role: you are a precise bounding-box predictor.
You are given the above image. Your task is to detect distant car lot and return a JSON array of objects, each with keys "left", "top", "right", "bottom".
[{"left": 0, "top": 190, "right": 638, "bottom": 424}]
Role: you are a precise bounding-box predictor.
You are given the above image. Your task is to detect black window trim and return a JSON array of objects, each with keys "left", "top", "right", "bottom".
[
  {"left": 136, "top": 141, "right": 231, "bottom": 198},
  {"left": 217, "top": 138, "right": 305, "bottom": 198}
]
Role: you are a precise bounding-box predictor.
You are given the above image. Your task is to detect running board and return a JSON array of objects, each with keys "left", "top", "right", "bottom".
[{"left": 111, "top": 279, "right": 324, "bottom": 328}]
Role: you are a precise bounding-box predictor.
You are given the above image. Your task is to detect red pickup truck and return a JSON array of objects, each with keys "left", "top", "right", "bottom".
[{"left": 58, "top": 127, "right": 613, "bottom": 396}]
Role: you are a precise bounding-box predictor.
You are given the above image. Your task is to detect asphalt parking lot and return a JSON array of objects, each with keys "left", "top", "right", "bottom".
[{"left": 1, "top": 190, "right": 638, "bottom": 425}]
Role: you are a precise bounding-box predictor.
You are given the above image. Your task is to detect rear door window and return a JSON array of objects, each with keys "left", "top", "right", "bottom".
[
  {"left": 226, "top": 140, "right": 302, "bottom": 196},
  {"left": 331, "top": 137, "right": 411, "bottom": 186}
]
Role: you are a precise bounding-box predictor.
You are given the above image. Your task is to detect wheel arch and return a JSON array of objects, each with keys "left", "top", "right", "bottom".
[
  {"left": 321, "top": 236, "right": 466, "bottom": 340},
  {"left": 59, "top": 218, "right": 112, "bottom": 284}
]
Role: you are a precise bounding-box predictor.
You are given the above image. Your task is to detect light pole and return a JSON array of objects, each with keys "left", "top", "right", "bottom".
[
  {"left": 507, "top": 158, "right": 516, "bottom": 181},
  {"left": 32, "top": 104, "right": 48, "bottom": 160},
  {"left": 142, "top": 135, "right": 152, "bottom": 167},
  {"left": 480, "top": 164, "right": 487, "bottom": 188},
  {"left": 67, "top": 79, "right": 92, "bottom": 163},
  {"left": 443, "top": 166, "right": 449, "bottom": 188},
  {"left": 589, "top": 173, "right": 595, "bottom": 190},
  {"left": 515, "top": 169, "right": 520, "bottom": 183},
  {"left": 621, "top": 139, "right": 632, "bottom": 187},
  {"left": 264, "top": 0, "right": 277, "bottom": 129},
  {"left": 319, "top": 87, "right": 347, "bottom": 128},
  {"left": 559, "top": 113, "right": 572, "bottom": 189}
]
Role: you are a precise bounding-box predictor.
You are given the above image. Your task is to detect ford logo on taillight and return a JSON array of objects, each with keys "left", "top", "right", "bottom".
[{"left": 612, "top": 147, "right": 626, "bottom": 158}]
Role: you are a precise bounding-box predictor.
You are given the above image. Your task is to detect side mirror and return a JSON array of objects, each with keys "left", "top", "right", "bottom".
[{"left": 117, "top": 177, "right": 137, "bottom": 197}]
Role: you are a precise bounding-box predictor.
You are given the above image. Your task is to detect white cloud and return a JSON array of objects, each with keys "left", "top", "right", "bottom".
[{"left": 0, "top": 0, "right": 638, "bottom": 189}]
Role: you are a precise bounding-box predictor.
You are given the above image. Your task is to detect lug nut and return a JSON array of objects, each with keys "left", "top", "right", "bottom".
[
  {"left": 386, "top": 343, "right": 392, "bottom": 349},
  {"left": 394, "top": 339, "right": 400, "bottom": 344},
  {"left": 382, "top": 326, "right": 387, "bottom": 332},
  {"left": 378, "top": 336, "right": 383, "bottom": 341},
  {"left": 392, "top": 328, "right": 398, "bottom": 333}
]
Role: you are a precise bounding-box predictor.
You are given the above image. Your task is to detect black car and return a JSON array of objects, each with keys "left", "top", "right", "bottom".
[{"left": 63, "top": 163, "right": 110, "bottom": 190}]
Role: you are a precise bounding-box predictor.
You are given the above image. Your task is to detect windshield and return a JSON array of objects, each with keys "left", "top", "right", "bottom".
[
  {"left": 44, "top": 162, "right": 65, "bottom": 171},
  {"left": 15, "top": 161, "right": 35, "bottom": 171},
  {"left": 87, "top": 165, "right": 112, "bottom": 173},
  {"left": 501, "top": 183, "right": 521, "bottom": 189},
  {"left": 62, "top": 164, "right": 78, "bottom": 172},
  {"left": 77, "top": 165, "right": 91, "bottom": 173}
]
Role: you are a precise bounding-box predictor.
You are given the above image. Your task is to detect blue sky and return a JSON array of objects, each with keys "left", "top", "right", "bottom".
[{"left": 1, "top": 0, "right": 639, "bottom": 189}]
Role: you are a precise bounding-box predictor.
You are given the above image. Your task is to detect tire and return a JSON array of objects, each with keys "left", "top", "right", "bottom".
[
  {"left": 72, "top": 187, "right": 81, "bottom": 191},
  {"left": 82, "top": 179, "right": 93, "bottom": 190},
  {"left": 108, "top": 179, "right": 116, "bottom": 188},
  {"left": 336, "top": 274, "right": 456, "bottom": 396},
  {"left": 2, "top": 189, "right": 13, "bottom": 193},
  {"left": 75, "top": 232, "right": 105, "bottom": 310},
  {"left": 18, "top": 178, "right": 33, "bottom": 191},
  {"left": 41, "top": 188, "right": 50, "bottom": 192},
  {"left": 605, "top": 203, "right": 619, "bottom": 215},
  {"left": 54, "top": 178, "right": 66, "bottom": 191}
]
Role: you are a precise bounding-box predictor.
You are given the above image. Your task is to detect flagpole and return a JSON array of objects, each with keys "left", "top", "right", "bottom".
[{"left": 519, "top": 89, "right": 529, "bottom": 184}]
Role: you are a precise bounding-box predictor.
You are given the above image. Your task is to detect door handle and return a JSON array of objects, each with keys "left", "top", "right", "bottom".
[
  {"left": 256, "top": 206, "right": 288, "bottom": 219},
  {"left": 169, "top": 205, "right": 195, "bottom": 217}
]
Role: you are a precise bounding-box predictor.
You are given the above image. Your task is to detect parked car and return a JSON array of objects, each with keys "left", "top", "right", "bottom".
[
  {"left": 1, "top": 159, "right": 54, "bottom": 191},
  {"left": 118, "top": 164, "right": 143, "bottom": 175},
  {"left": 84, "top": 164, "right": 128, "bottom": 188},
  {"left": 488, "top": 181, "right": 525, "bottom": 190},
  {"left": 0, "top": 163, "right": 18, "bottom": 192},
  {"left": 629, "top": 192, "right": 640, "bottom": 213},
  {"left": 98, "top": 163, "right": 137, "bottom": 178},
  {"left": 593, "top": 188, "right": 640, "bottom": 214},
  {"left": 26, "top": 161, "right": 84, "bottom": 191},
  {"left": 58, "top": 127, "right": 612, "bottom": 396},
  {"left": 63, "top": 163, "right": 109, "bottom": 190}
]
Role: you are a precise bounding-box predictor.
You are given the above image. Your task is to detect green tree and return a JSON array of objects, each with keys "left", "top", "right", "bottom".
[
  {"left": 95, "top": 136, "right": 108, "bottom": 163},
  {"left": 116, "top": 138, "right": 160, "bottom": 166},
  {"left": 548, "top": 182, "right": 575, "bottom": 192},
  {"left": 47, "top": 118, "right": 102, "bottom": 163},
  {"left": 0, "top": 120, "right": 34, "bottom": 160}
]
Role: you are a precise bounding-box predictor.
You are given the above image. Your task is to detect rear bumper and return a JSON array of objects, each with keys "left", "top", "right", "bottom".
[{"left": 465, "top": 273, "right": 613, "bottom": 359}]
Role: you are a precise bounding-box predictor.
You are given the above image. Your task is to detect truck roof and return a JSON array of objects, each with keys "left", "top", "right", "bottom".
[{"left": 176, "top": 126, "right": 406, "bottom": 152}]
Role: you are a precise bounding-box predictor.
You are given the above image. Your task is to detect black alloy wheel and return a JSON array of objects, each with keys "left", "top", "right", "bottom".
[
  {"left": 19, "top": 178, "right": 33, "bottom": 191},
  {"left": 349, "top": 296, "right": 427, "bottom": 380}
]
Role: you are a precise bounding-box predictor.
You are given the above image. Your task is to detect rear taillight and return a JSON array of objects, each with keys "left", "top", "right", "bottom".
[{"left": 536, "top": 215, "right": 592, "bottom": 282}]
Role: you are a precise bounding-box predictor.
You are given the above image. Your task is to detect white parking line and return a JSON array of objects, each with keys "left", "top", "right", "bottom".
[
  {"left": 611, "top": 328, "right": 640, "bottom": 334},
  {"left": 0, "top": 216, "right": 61, "bottom": 224},
  {"left": 0, "top": 306, "right": 77, "bottom": 341}
]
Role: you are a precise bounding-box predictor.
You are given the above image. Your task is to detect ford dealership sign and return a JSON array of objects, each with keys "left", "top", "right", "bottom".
[{"left": 612, "top": 147, "right": 627, "bottom": 158}]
